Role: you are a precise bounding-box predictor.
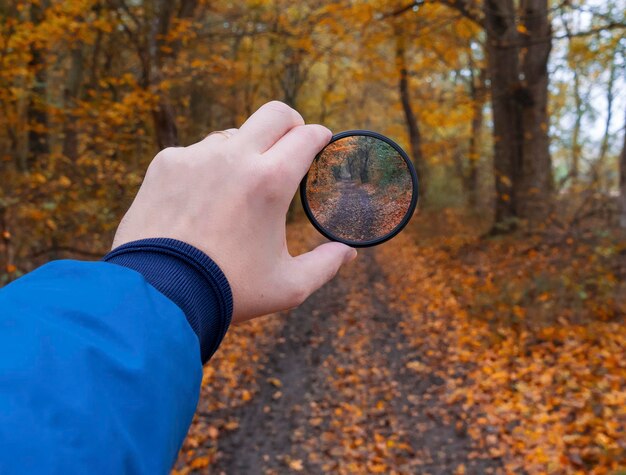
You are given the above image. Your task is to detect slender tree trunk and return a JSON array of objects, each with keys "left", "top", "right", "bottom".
[
  {"left": 484, "top": 0, "right": 520, "bottom": 228},
  {"left": 468, "top": 66, "right": 485, "bottom": 208},
  {"left": 243, "top": 36, "right": 259, "bottom": 119},
  {"left": 26, "top": 1, "right": 49, "bottom": 171},
  {"left": 619, "top": 107, "right": 626, "bottom": 229},
  {"left": 319, "top": 61, "right": 336, "bottom": 123},
  {"left": 518, "top": 0, "right": 553, "bottom": 219},
  {"left": 394, "top": 25, "right": 426, "bottom": 201},
  {"left": 63, "top": 46, "right": 84, "bottom": 160},
  {"left": 228, "top": 36, "right": 243, "bottom": 127},
  {"left": 571, "top": 66, "right": 582, "bottom": 185},
  {"left": 280, "top": 48, "right": 302, "bottom": 109},
  {"left": 139, "top": 0, "right": 197, "bottom": 149},
  {"left": 152, "top": 101, "right": 178, "bottom": 149},
  {"left": 0, "top": 206, "right": 10, "bottom": 278},
  {"left": 597, "top": 53, "right": 617, "bottom": 173},
  {"left": 150, "top": 0, "right": 178, "bottom": 148}
]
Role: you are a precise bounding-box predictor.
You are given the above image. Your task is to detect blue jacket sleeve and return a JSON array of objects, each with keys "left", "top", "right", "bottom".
[{"left": 0, "top": 238, "right": 233, "bottom": 474}]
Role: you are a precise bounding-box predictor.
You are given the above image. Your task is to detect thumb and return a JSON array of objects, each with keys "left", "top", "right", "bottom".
[{"left": 291, "top": 242, "right": 357, "bottom": 298}]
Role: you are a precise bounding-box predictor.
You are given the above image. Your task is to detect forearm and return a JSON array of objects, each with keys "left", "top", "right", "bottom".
[{"left": 0, "top": 239, "right": 233, "bottom": 474}]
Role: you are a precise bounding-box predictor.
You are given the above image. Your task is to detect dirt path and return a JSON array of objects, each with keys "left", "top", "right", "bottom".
[
  {"left": 323, "top": 180, "right": 376, "bottom": 242},
  {"left": 207, "top": 241, "right": 504, "bottom": 474}
]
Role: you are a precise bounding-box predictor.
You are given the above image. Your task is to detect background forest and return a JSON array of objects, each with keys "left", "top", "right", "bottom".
[{"left": 0, "top": 0, "right": 625, "bottom": 473}]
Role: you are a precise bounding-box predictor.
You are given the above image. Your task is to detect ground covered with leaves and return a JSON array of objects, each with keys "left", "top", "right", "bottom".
[{"left": 173, "top": 213, "right": 625, "bottom": 474}]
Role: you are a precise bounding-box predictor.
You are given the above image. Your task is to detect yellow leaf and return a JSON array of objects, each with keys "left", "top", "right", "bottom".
[
  {"left": 368, "top": 462, "right": 388, "bottom": 473},
  {"left": 288, "top": 459, "right": 304, "bottom": 471},
  {"left": 189, "top": 456, "right": 210, "bottom": 469},
  {"left": 309, "top": 417, "right": 323, "bottom": 427},
  {"left": 406, "top": 360, "right": 427, "bottom": 372},
  {"left": 224, "top": 420, "right": 239, "bottom": 431}
]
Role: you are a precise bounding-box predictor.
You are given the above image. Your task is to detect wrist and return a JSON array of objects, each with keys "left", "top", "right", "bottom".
[{"left": 103, "top": 238, "right": 233, "bottom": 363}]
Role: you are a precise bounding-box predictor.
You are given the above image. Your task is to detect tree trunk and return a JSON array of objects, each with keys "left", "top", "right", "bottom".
[
  {"left": 484, "top": 0, "right": 553, "bottom": 230},
  {"left": 359, "top": 152, "right": 370, "bottom": 184},
  {"left": 394, "top": 25, "right": 426, "bottom": 201},
  {"left": 484, "top": 0, "right": 520, "bottom": 228},
  {"left": 63, "top": 46, "right": 84, "bottom": 160},
  {"left": 570, "top": 66, "right": 582, "bottom": 185},
  {"left": 619, "top": 107, "right": 626, "bottom": 229},
  {"left": 468, "top": 65, "right": 485, "bottom": 208},
  {"left": 280, "top": 50, "right": 302, "bottom": 109},
  {"left": 319, "top": 61, "right": 336, "bottom": 123},
  {"left": 0, "top": 206, "right": 11, "bottom": 279},
  {"left": 517, "top": 0, "right": 553, "bottom": 219},
  {"left": 26, "top": 1, "right": 49, "bottom": 171},
  {"left": 150, "top": 0, "right": 179, "bottom": 148},
  {"left": 594, "top": 54, "right": 626, "bottom": 178},
  {"left": 152, "top": 100, "right": 179, "bottom": 149}
]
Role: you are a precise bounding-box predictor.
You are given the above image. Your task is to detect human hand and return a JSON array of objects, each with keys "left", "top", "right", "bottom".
[{"left": 112, "top": 101, "right": 357, "bottom": 323}]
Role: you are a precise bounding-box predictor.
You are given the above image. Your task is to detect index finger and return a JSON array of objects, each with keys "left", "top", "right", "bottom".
[
  {"left": 236, "top": 101, "right": 304, "bottom": 153},
  {"left": 265, "top": 124, "right": 332, "bottom": 184}
]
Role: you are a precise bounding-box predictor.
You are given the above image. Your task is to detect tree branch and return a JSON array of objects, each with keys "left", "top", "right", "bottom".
[
  {"left": 382, "top": 0, "right": 426, "bottom": 19},
  {"left": 438, "top": 0, "right": 484, "bottom": 28},
  {"left": 554, "top": 21, "right": 626, "bottom": 39}
]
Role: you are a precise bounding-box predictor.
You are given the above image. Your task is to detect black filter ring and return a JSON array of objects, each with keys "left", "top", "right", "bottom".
[{"left": 299, "top": 130, "right": 419, "bottom": 248}]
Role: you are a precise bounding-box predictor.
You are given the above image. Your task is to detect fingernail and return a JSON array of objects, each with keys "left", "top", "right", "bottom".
[{"left": 346, "top": 248, "right": 357, "bottom": 263}]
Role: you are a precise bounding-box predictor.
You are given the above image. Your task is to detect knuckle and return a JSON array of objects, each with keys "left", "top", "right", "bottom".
[
  {"left": 299, "top": 124, "right": 323, "bottom": 143},
  {"left": 263, "top": 101, "right": 304, "bottom": 124},
  {"left": 311, "top": 123, "right": 332, "bottom": 142},
  {"left": 154, "top": 146, "right": 181, "bottom": 162},
  {"left": 147, "top": 147, "right": 188, "bottom": 180},
  {"left": 265, "top": 100, "right": 292, "bottom": 114},
  {"left": 150, "top": 147, "right": 180, "bottom": 172},
  {"left": 288, "top": 283, "right": 309, "bottom": 307}
]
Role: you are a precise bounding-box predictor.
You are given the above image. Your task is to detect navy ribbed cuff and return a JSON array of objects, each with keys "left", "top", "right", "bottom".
[{"left": 103, "top": 238, "right": 233, "bottom": 364}]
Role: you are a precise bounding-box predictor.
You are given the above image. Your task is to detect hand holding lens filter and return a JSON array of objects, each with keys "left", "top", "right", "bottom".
[{"left": 300, "top": 130, "right": 419, "bottom": 248}]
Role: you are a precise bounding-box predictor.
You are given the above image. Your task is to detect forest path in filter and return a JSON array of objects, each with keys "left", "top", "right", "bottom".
[
  {"left": 208, "top": 237, "right": 504, "bottom": 475},
  {"left": 323, "top": 180, "right": 376, "bottom": 242}
]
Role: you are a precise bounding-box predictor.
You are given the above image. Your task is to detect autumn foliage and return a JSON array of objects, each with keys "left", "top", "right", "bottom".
[{"left": 1, "top": 0, "right": 625, "bottom": 473}]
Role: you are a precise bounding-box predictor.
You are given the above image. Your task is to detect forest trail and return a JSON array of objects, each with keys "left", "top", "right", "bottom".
[
  {"left": 324, "top": 180, "right": 376, "bottom": 242},
  {"left": 205, "top": 234, "right": 503, "bottom": 475}
]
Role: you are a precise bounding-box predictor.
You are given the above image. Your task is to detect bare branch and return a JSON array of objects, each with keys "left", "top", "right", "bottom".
[
  {"left": 438, "top": 0, "right": 484, "bottom": 28},
  {"left": 382, "top": 0, "right": 426, "bottom": 19}
]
